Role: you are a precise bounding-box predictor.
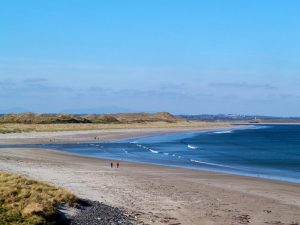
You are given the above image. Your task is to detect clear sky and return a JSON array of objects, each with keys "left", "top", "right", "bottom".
[{"left": 0, "top": 0, "right": 300, "bottom": 116}]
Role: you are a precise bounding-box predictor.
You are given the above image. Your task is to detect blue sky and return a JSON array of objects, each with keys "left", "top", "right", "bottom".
[{"left": 0, "top": 1, "right": 300, "bottom": 116}]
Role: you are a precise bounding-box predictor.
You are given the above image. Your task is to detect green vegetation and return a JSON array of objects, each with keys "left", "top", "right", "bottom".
[
  {"left": 0, "top": 113, "right": 89, "bottom": 124},
  {"left": 0, "top": 172, "right": 77, "bottom": 225},
  {"left": 0, "top": 112, "right": 184, "bottom": 124},
  {"left": 0, "top": 113, "right": 230, "bottom": 134}
]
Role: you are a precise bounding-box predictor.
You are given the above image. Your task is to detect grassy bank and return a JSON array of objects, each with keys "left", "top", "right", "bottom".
[
  {"left": 0, "top": 172, "right": 77, "bottom": 225},
  {"left": 0, "top": 112, "right": 183, "bottom": 124}
]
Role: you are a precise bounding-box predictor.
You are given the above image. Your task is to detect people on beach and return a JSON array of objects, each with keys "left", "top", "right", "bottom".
[{"left": 110, "top": 161, "right": 120, "bottom": 168}]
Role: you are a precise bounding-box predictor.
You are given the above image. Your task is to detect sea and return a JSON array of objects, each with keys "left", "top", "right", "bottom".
[{"left": 2, "top": 124, "right": 300, "bottom": 183}]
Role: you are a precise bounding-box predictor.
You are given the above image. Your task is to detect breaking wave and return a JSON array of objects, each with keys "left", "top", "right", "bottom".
[
  {"left": 187, "top": 144, "right": 198, "bottom": 150},
  {"left": 150, "top": 149, "right": 159, "bottom": 154},
  {"left": 214, "top": 130, "right": 232, "bottom": 134},
  {"left": 135, "top": 143, "right": 159, "bottom": 154},
  {"left": 190, "top": 159, "right": 234, "bottom": 169}
]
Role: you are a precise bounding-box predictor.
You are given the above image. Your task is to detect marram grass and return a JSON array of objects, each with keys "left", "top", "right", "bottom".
[{"left": 0, "top": 172, "right": 77, "bottom": 225}]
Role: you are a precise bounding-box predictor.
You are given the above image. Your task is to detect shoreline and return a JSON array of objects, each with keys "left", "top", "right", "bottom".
[
  {"left": 3, "top": 139, "right": 299, "bottom": 185},
  {"left": 31, "top": 144, "right": 300, "bottom": 185},
  {"left": 7, "top": 124, "right": 297, "bottom": 185},
  {"left": 21, "top": 146, "right": 300, "bottom": 185},
  {"left": 1, "top": 125, "right": 300, "bottom": 224}
]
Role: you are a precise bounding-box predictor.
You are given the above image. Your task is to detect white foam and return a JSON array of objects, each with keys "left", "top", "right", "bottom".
[
  {"left": 135, "top": 143, "right": 159, "bottom": 154},
  {"left": 163, "top": 153, "right": 169, "bottom": 156},
  {"left": 123, "top": 149, "right": 129, "bottom": 154},
  {"left": 214, "top": 130, "right": 232, "bottom": 134},
  {"left": 190, "top": 159, "right": 234, "bottom": 169},
  {"left": 150, "top": 149, "right": 159, "bottom": 154},
  {"left": 187, "top": 144, "right": 198, "bottom": 150}
]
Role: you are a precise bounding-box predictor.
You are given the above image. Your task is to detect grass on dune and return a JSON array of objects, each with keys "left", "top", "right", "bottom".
[
  {"left": 0, "top": 112, "right": 230, "bottom": 133},
  {"left": 0, "top": 172, "right": 78, "bottom": 225},
  {"left": 0, "top": 112, "right": 182, "bottom": 124}
]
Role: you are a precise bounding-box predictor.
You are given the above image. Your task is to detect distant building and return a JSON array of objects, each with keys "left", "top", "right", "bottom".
[{"left": 249, "top": 117, "right": 261, "bottom": 123}]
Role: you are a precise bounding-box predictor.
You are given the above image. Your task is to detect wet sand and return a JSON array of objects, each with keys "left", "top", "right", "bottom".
[{"left": 0, "top": 127, "right": 299, "bottom": 225}]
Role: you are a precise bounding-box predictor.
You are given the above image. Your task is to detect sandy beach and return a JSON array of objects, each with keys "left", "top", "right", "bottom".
[
  {"left": 0, "top": 124, "right": 232, "bottom": 144},
  {"left": 0, "top": 127, "right": 300, "bottom": 225}
]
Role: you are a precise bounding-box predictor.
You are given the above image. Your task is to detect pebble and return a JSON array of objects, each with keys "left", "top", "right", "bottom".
[{"left": 69, "top": 200, "right": 132, "bottom": 225}]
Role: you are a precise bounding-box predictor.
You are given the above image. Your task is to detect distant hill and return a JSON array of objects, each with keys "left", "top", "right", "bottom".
[
  {"left": 0, "top": 112, "right": 185, "bottom": 124},
  {"left": 113, "top": 112, "right": 184, "bottom": 123}
]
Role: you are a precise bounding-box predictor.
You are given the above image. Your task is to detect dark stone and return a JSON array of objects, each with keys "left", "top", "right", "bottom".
[{"left": 68, "top": 199, "right": 132, "bottom": 225}]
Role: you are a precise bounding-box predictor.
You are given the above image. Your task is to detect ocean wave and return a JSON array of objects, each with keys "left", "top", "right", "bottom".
[
  {"left": 135, "top": 143, "right": 159, "bottom": 154},
  {"left": 150, "top": 149, "right": 159, "bottom": 154},
  {"left": 190, "top": 159, "right": 234, "bottom": 169},
  {"left": 214, "top": 130, "right": 232, "bottom": 134},
  {"left": 163, "top": 153, "right": 169, "bottom": 156},
  {"left": 187, "top": 144, "right": 198, "bottom": 150}
]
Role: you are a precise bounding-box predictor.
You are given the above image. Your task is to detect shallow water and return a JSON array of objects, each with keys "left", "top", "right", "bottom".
[{"left": 2, "top": 124, "right": 300, "bottom": 183}]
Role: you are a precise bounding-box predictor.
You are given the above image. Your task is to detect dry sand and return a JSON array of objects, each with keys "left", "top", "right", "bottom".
[
  {"left": 0, "top": 127, "right": 299, "bottom": 225},
  {"left": 0, "top": 125, "right": 231, "bottom": 144}
]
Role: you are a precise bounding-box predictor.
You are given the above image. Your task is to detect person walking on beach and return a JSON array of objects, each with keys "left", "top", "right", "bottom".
[
  {"left": 117, "top": 161, "right": 120, "bottom": 168},
  {"left": 110, "top": 162, "right": 113, "bottom": 168}
]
